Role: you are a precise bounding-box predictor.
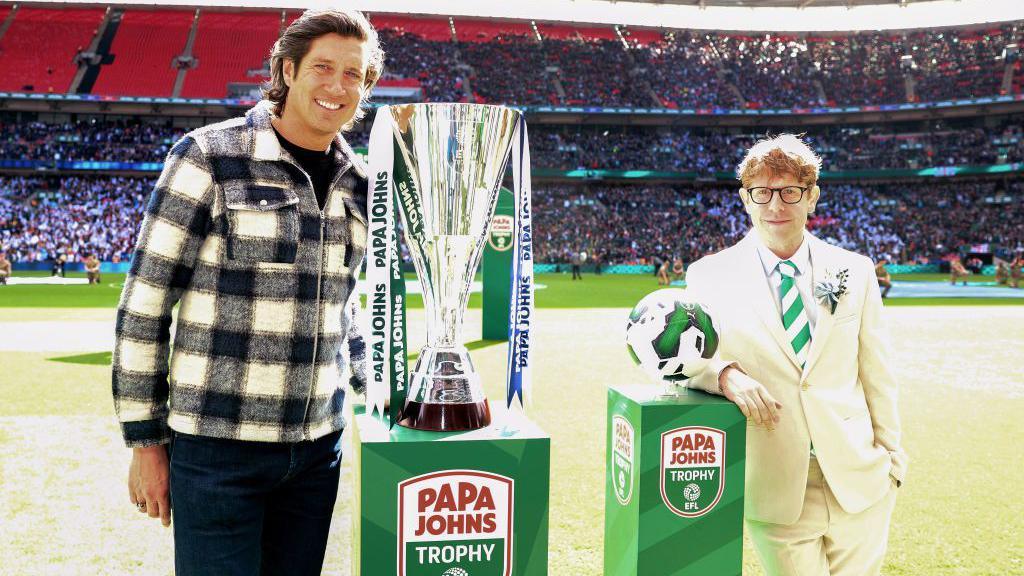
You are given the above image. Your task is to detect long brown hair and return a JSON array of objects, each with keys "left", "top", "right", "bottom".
[{"left": 263, "top": 9, "right": 384, "bottom": 128}]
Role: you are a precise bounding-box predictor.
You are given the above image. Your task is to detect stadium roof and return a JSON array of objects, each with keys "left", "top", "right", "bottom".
[{"left": 37, "top": 0, "right": 1024, "bottom": 32}]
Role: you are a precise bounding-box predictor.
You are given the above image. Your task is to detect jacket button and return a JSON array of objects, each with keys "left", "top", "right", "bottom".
[
  {"left": 801, "top": 383, "right": 809, "bottom": 391},
  {"left": 259, "top": 199, "right": 268, "bottom": 206}
]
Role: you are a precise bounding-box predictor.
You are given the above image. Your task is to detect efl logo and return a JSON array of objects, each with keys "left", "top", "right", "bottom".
[
  {"left": 398, "top": 470, "right": 514, "bottom": 576},
  {"left": 660, "top": 427, "right": 726, "bottom": 518},
  {"left": 611, "top": 415, "right": 634, "bottom": 506}
]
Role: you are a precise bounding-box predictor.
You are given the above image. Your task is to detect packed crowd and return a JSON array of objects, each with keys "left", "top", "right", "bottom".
[
  {"left": 634, "top": 31, "right": 743, "bottom": 109},
  {"left": 532, "top": 179, "right": 1024, "bottom": 266},
  {"left": 3, "top": 174, "right": 1018, "bottom": 268},
  {"left": 0, "top": 119, "right": 184, "bottom": 163},
  {"left": 8, "top": 117, "right": 1022, "bottom": 173},
  {"left": 0, "top": 175, "right": 150, "bottom": 263},
  {"left": 907, "top": 27, "right": 1012, "bottom": 103},
  {"left": 376, "top": 28, "right": 467, "bottom": 103},
  {"left": 458, "top": 34, "right": 560, "bottom": 106},
  {"left": 369, "top": 23, "right": 1017, "bottom": 108},
  {"left": 528, "top": 120, "right": 1024, "bottom": 172}
]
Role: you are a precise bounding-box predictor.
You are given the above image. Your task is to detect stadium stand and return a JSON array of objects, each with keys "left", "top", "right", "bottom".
[
  {"left": 0, "top": 119, "right": 183, "bottom": 162},
  {"left": 909, "top": 25, "right": 1014, "bottom": 102},
  {"left": 537, "top": 23, "right": 618, "bottom": 41},
  {"left": 0, "top": 8, "right": 1016, "bottom": 107},
  {"left": 180, "top": 10, "right": 280, "bottom": 98},
  {"left": 377, "top": 28, "right": 467, "bottom": 102},
  {"left": 3, "top": 116, "right": 1022, "bottom": 172},
  {"left": 1, "top": 7, "right": 1023, "bottom": 275},
  {"left": 532, "top": 180, "right": 1024, "bottom": 267},
  {"left": 370, "top": 14, "right": 452, "bottom": 41},
  {"left": 90, "top": 9, "right": 193, "bottom": 97},
  {"left": 632, "top": 31, "right": 743, "bottom": 109},
  {"left": 3, "top": 175, "right": 1020, "bottom": 267},
  {"left": 453, "top": 18, "right": 532, "bottom": 42},
  {"left": 0, "top": 175, "right": 151, "bottom": 264},
  {"left": 0, "top": 6, "right": 105, "bottom": 93}
]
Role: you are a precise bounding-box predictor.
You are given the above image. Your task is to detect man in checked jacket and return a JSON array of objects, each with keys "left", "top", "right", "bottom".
[{"left": 111, "top": 10, "right": 382, "bottom": 575}]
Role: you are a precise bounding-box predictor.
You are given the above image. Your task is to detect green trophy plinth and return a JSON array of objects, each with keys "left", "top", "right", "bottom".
[
  {"left": 353, "top": 406, "right": 550, "bottom": 576},
  {"left": 482, "top": 187, "right": 515, "bottom": 341},
  {"left": 604, "top": 385, "right": 746, "bottom": 576}
]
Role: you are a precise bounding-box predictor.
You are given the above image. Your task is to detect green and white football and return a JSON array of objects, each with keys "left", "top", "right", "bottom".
[{"left": 625, "top": 289, "right": 719, "bottom": 382}]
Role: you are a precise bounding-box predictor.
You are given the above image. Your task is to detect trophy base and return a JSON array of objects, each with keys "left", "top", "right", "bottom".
[
  {"left": 399, "top": 399, "right": 492, "bottom": 431},
  {"left": 400, "top": 345, "right": 491, "bottom": 431}
]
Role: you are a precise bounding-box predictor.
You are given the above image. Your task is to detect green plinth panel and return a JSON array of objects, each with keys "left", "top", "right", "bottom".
[
  {"left": 604, "top": 385, "right": 746, "bottom": 576},
  {"left": 481, "top": 187, "right": 515, "bottom": 341},
  {"left": 353, "top": 406, "right": 550, "bottom": 576}
]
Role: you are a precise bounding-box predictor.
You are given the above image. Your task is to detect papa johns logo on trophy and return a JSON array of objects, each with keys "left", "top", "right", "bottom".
[
  {"left": 398, "top": 470, "right": 514, "bottom": 576},
  {"left": 660, "top": 426, "right": 726, "bottom": 517},
  {"left": 487, "top": 214, "right": 515, "bottom": 252},
  {"left": 611, "top": 415, "right": 635, "bottom": 506}
]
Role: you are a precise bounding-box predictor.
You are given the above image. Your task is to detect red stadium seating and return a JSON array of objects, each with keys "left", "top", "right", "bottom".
[
  {"left": 453, "top": 18, "right": 532, "bottom": 42},
  {"left": 370, "top": 14, "right": 451, "bottom": 41},
  {"left": 537, "top": 23, "right": 618, "bottom": 41},
  {"left": 0, "top": 7, "right": 104, "bottom": 93},
  {"left": 181, "top": 11, "right": 281, "bottom": 98},
  {"left": 622, "top": 28, "right": 664, "bottom": 47},
  {"left": 91, "top": 9, "right": 193, "bottom": 97}
]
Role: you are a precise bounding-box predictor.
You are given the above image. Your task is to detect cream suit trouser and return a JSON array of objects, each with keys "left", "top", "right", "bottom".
[{"left": 746, "top": 458, "right": 898, "bottom": 576}]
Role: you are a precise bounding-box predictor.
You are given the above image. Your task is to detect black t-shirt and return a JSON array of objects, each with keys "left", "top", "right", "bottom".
[{"left": 273, "top": 127, "right": 334, "bottom": 211}]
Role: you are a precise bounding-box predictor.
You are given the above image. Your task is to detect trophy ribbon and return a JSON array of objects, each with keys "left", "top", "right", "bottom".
[
  {"left": 506, "top": 117, "right": 533, "bottom": 411},
  {"left": 366, "top": 109, "right": 408, "bottom": 427}
]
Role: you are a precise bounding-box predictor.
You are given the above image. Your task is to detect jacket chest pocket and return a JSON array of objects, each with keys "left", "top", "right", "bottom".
[{"left": 224, "top": 184, "right": 301, "bottom": 264}]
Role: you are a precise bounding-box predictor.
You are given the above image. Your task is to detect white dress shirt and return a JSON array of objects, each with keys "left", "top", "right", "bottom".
[{"left": 754, "top": 231, "right": 818, "bottom": 333}]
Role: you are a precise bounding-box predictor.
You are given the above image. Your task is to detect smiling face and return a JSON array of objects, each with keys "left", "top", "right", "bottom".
[
  {"left": 276, "top": 33, "right": 369, "bottom": 150},
  {"left": 740, "top": 171, "right": 819, "bottom": 259}
]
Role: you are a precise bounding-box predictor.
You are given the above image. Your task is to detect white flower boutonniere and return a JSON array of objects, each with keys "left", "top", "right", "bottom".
[{"left": 814, "top": 268, "right": 849, "bottom": 315}]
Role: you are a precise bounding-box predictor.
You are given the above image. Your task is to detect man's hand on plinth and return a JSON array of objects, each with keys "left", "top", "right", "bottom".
[{"left": 719, "top": 366, "right": 782, "bottom": 430}]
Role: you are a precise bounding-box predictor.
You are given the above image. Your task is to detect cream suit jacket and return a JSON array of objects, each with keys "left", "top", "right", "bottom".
[{"left": 685, "top": 230, "right": 908, "bottom": 525}]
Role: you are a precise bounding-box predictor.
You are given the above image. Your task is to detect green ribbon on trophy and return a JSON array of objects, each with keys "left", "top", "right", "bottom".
[
  {"left": 365, "top": 104, "right": 532, "bottom": 431},
  {"left": 365, "top": 120, "right": 408, "bottom": 429}
]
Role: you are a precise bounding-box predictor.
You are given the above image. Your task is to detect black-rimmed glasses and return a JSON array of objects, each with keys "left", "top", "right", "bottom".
[{"left": 745, "top": 186, "right": 808, "bottom": 204}]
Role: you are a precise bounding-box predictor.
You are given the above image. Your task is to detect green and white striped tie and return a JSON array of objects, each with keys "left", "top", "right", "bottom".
[{"left": 778, "top": 260, "right": 811, "bottom": 368}]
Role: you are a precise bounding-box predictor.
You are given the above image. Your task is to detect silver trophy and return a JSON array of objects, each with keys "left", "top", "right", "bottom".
[{"left": 390, "top": 103, "right": 521, "bottom": 431}]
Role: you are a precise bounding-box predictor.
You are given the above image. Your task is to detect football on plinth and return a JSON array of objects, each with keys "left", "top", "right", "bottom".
[{"left": 625, "top": 289, "right": 719, "bottom": 382}]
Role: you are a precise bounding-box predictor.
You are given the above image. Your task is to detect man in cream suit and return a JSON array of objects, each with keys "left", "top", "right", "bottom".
[{"left": 684, "top": 134, "right": 907, "bottom": 576}]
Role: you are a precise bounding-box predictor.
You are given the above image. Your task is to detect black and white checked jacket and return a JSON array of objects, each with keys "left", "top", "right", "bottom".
[{"left": 112, "top": 100, "right": 368, "bottom": 447}]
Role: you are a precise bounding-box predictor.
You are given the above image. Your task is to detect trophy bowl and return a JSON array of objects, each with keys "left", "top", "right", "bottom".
[{"left": 388, "top": 103, "right": 522, "bottom": 431}]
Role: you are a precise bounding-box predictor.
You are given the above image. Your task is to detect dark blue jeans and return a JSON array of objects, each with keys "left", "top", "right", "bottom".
[{"left": 169, "top": 430, "right": 343, "bottom": 576}]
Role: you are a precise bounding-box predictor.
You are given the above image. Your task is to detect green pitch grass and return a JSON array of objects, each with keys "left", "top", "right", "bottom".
[
  {"left": 2, "top": 271, "right": 1021, "bottom": 309},
  {"left": 1, "top": 274, "right": 1022, "bottom": 575}
]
